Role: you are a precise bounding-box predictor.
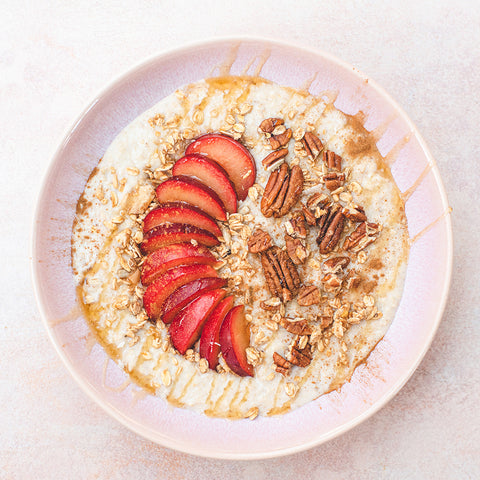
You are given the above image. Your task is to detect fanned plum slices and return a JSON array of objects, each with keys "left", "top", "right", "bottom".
[
  {"left": 141, "top": 243, "right": 221, "bottom": 286},
  {"left": 140, "top": 223, "right": 219, "bottom": 254},
  {"left": 143, "top": 264, "right": 218, "bottom": 319},
  {"left": 172, "top": 154, "right": 238, "bottom": 214},
  {"left": 199, "top": 295, "right": 235, "bottom": 370},
  {"left": 143, "top": 202, "right": 222, "bottom": 239},
  {"left": 169, "top": 288, "right": 226, "bottom": 355},
  {"left": 155, "top": 176, "right": 227, "bottom": 221},
  {"left": 185, "top": 133, "right": 256, "bottom": 201},
  {"left": 160, "top": 277, "right": 228, "bottom": 325},
  {"left": 219, "top": 305, "right": 254, "bottom": 377}
]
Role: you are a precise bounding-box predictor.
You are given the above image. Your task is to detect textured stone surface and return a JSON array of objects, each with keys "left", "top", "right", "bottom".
[{"left": 1, "top": 0, "right": 479, "bottom": 478}]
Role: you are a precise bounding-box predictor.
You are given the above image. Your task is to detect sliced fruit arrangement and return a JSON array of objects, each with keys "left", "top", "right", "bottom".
[
  {"left": 143, "top": 202, "right": 222, "bottom": 239},
  {"left": 160, "top": 277, "right": 228, "bottom": 325},
  {"left": 140, "top": 223, "right": 220, "bottom": 254},
  {"left": 172, "top": 154, "right": 238, "bottom": 214},
  {"left": 170, "top": 288, "right": 226, "bottom": 355},
  {"left": 138, "top": 133, "right": 257, "bottom": 377},
  {"left": 155, "top": 176, "right": 227, "bottom": 221},
  {"left": 199, "top": 295, "right": 235, "bottom": 370},
  {"left": 186, "top": 133, "right": 256, "bottom": 201},
  {"left": 141, "top": 242, "right": 221, "bottom": 286},
  {"left": 219, "top": 305, "right": 254, "bottom": 377},
  {"left": 143, "top": 264, "right": 219, "bottom": 319}
]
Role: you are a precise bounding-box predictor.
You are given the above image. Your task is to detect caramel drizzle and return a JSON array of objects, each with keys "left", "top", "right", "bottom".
[
  {"left": 409, "top": 207, "right": 452, "bottom": 245},
  {"left": 49, "top": 303, "right": 82, "bottom": 327},
  {"left": 370, "top": 113, "right": 397, "bottom": 142},
  {"left": 300, "top": 71, "right": 319, "bottom": 92},
  {"left": 401, "top": 163, "right": 433, "bottom": 202}
]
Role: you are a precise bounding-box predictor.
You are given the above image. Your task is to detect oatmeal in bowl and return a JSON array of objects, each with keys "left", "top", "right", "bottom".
[{"left": 72, "top": 75, "right": 409, "bottom": 419}]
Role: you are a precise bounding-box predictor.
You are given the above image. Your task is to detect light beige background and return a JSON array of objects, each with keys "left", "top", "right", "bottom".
[{"left": 1, "top": 0, "right": 478, "bottom": 478}]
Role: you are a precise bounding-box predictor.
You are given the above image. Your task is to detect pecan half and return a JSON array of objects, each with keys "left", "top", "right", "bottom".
[
  {"left": 248, "top": 228, "right": 273, "bottom": 253},
  {"left": 323, "top": 150, "right": 342, "bottom": 171},
  {"left": 261, "top": 163, "right": 290, "bottom": 217},
  {"left": 260, "top": 297, "right": 281, "bottom": 311},
  {"left": 262, "top": 148, "right": 288, "bottom": 168},
  {"left": 285, "top": 234, "right": 307, "bottom": 265},
  {"left": 279, "top": 165, "right": 304, "bottom": 216},
  {"left": 273, "top": 352, "right": 291, "bottom": 375},
  {"left": 259, "top": 118, "right": 284, "bottom": 134},
  {"left": 261, "top": 246, "right": 301, "bottom": 301},
  {"left": 280, "top": 318, "right": 313, "bottom": 335},
  {"left": 343, "top": 204, "right": 367, "bottom": 222},
  {"left": 302, "top": 132, "right": 323, "bottom": 159},
  {"left": 261, "top": 164, "right": 304, "bottom": 218},
  {"left": 343, "top": 222, "right": 380, "bottom": 252},
  {"left": 323, "top": 172, "right": 346, "bottom": 191},
  {"left": 297, "top": 285, "right": 321, "bottom": 306},
  {"left": 316, "top": 204, "right": 345, "bottom": 254},
  {"left": 322, "top": 256, "right": 350, "bottom": 274},
  {"left": 270, "top": 128, "right": 292, "bottom": 149}
]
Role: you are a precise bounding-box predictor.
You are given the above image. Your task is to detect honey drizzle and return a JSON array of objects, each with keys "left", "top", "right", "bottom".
[
  {"left": 49, "top": 303, "right": 82, "bottom": 327},
  {"left": 252, "top": 48, "right": 271, "bottom": 77},
  {"left": 300, "top": 71, "right": 319, "bottom": 92},
  {"left": 370, "top": 113, "right": 397, "bottom": 141},
  {"left": 384, "top": 133, "right": 412, "bottom": 166},
  {"left": 409, "top": 207, "right": 452, "bottom": 245},
  {"left": 401, "top": 163, "right": 433, "bottom": 202}
]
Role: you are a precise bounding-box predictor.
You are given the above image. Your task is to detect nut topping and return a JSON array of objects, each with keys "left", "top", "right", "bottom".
[
  {"left": 261, "top": 164, "right": 304, "bottom": 218},
  {"left": 323, "top": 150, "right": 342, "bottom": 171},
  {"left": 247, "top": 228, "right": 273, "bottom": 253},
  {"left": 289, "top": 210, "right": 308, "bottom": 238},
  {"left": 280, "top": 318, "right": 313, "bottom": 335},
  {"left": 302, "top": 132, "right": 324, "bottom": 159},
  {"left": 306, "top": 192, "right": 329, "bottom": 210},
  {"left": 259, "top": 118, "right": 284, "bottom": 134},
  {"left": 269, "top": 128, "right": 292, "bottom": 150},
  {"left": 297, "top": 285, "right": 321, "bottom": 306},
  {"left": 288, "top": 337, "right": 312, "bottom": 367},
  {"left": 285, "top": 234, "right": 307, "bottom": 265},
  {"left": 301, "top": 205, "right": 317, "bottom": 226},
  {"left": 316, "top": 204, "right": 345, "bottom": 254},
  {"left": 322, "top": 256, "right": 350, "bottom": 274},
  {"left": 261, "top": 246, "right": 301, "bottom": 302},
  {"left": 322, "top": 273, "right": 343, "bottom": 295},
  {"left": 343, "top": 204, "right": 368, "bottom": 223},
  {"left": 262, "top": 147, "right": 289, "bottom": 169},
  {"left": 343, "top": 222, "right": 381, "bottom": 252},
  {"left": 323, "top": 172, "right": 346, "bottom": 191},
  {"left": 273, "top": 352, "right": 291, "bottom": 375}
]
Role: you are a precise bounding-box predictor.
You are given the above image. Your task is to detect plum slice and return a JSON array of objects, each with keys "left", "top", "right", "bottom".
[{"left": 185, "top": 133, "right": 256, "bottom": 201}]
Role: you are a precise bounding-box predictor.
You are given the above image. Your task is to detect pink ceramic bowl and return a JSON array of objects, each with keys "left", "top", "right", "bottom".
[{"left": 32, "top": 37, "right": 452, "bottom": 459}]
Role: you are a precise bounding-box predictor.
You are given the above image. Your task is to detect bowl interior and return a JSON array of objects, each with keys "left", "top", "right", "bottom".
[{"left": 33, "top": 38, "right": 452, "bottom": 459}]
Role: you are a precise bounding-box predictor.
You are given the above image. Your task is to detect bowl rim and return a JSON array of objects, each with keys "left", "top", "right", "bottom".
[{"left": 31, "top": 35, "right": 453, "bottom": 459}]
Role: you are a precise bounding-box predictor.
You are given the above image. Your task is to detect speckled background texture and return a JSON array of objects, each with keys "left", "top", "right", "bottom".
[{"left": 1, "top": 0, "right": 478, "bottom": 478}]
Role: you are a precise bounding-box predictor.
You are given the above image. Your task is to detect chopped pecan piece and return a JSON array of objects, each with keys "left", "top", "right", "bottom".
[
  {"left": 261, "top": 164, "right": 304, "bottom": 218},
  {"left": 343, "top": 222, "right": 380, "bottom": 252},
  {"left": 319, "top": 315, "right": 333, "bottom": 329},
  {"left": 323, "top": 172, "right": 346, "bottom": 191},
  {"left": 302, "top": 132, "right": 324, "bottom": 159},
  {"left": 270, "top": 128, "right": 292, "bottom": 149},
  {"left": 306, "top": 192, "right": 329, "bottom": 210},
  {"left": 262, "top": 147, "right": 288, "bottom": 168},
  {"left": 273, "top": 352, "right": 291, "bottom": 375},
  {"left": 297, "top": 285, "right": 321, "bottom": 306},
  {"left": 343, "top": 204, "right": 367, "bottom": 222},
  {"left": 259, "top": 118, "right": 284, "bottom": 134},
  {"left": 322, "top": 273, "right": 343, "bottom": 295},
  {"left": 261, "top": 246, "right": 301, "bottom": 301},
  {"left": 301, "top": 205, "right": 317, "bottom": 226},
  {"left": 285, "top": 234, "right": 307, "bottom": 265},
  {"left": 344, "top": 270, "right": 361, "bottom": 290},
  {"left": 247, "top": 228, "right": 273, "bottom": 253},
  {"left": 323, "top": 150, "right": 342, "bottom": 171},
  {"left": 260, "top": 298, "right": 281, "bottom": 312},
  {"left": 322, "top": 256, "right": 350, "bottom": 274},
  {"left": 280, "top": 318, "right": 313, "bottom": 335},
  {"left": 289, "top": 210, "right": 308, "bottom": 238},
  {"left": 288, "top": 338, "right": 312, "bottom": 367},
  {"left": 316, "top": 204, "right": 345, "bottom": 254}
]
